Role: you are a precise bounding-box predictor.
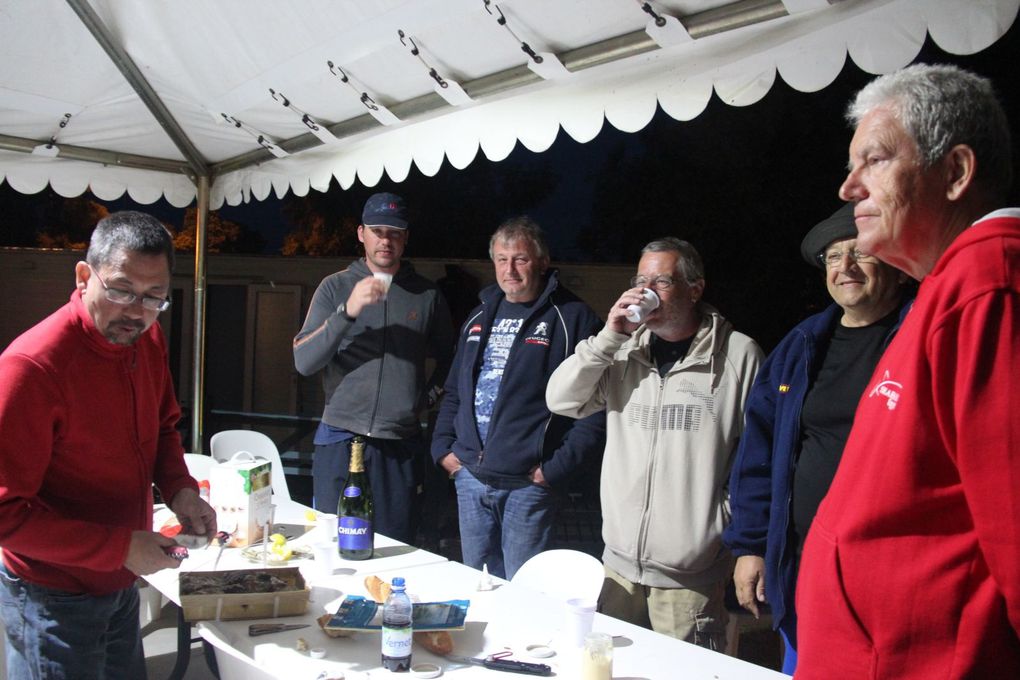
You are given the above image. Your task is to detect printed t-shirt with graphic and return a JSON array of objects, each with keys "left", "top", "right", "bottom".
[{"left": 473, "top": 299, "right": 535, "bottom": 444}]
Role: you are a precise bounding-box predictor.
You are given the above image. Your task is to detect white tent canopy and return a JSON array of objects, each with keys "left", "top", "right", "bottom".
[{"left": 2, "top": 0, "right": 1016, "bottom": 209}]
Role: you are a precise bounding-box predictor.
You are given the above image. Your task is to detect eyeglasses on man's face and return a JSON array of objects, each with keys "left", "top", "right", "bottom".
[
  {"left": 89, "top": 265, "right": 171, "bottom": 312},
  {"left": 818, "top": 248, "right": 878, "bottom": 269},
  {"left": 629, "top": 275, "right": 677, "bottom": 290}
]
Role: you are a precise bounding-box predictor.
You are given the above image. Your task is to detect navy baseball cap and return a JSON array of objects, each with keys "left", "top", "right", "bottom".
[
  {"left": 362, "top": 192, "right": 409, "bottom": 229},
  {"left": 800, "top": 203, "right": 857, "bottom": 268}
]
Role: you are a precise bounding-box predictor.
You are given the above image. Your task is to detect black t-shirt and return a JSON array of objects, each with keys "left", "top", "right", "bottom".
[
  {"left": 790, "top": 309, "right": 899, "bottom": 558},
  {"left": 651, "top": 334, "right": 694, "bottom": 374}
]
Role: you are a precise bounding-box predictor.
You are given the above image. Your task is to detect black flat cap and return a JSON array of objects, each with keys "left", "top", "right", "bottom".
[{"left": 800, "top": 203, "right": 857, "bottom": 268}]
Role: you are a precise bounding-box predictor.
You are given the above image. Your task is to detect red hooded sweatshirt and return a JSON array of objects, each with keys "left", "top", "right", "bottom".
[{"left": 796, "top": 211, "right": 1020, "bottom": 678}]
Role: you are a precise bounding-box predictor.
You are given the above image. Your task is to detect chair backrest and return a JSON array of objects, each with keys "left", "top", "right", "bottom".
[
  {"left": 183, "top": 452, "right": 215, "bottom": 483},
  {"left": 510, "top": 549, "right": 605, "bottom": 603},
  {"left": 209, "top": 430, "right": 291, "bottom": 502},
  {"left": 197, "top": 624, "right": 278, "bottom": 680}
]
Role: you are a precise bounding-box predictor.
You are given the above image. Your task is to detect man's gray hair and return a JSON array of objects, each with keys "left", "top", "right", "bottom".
[
  {"left": 847, "top": 63, "right": 1012, "bottom": 202},
  {"left": 488, "top": 216, "right": 550, "bottom": 262},
  {"left": 641, "top": 237, "right": 704, "bottom": 284},
  {"left": 86, "top": 211, "right": 176, "bottom": 272}
]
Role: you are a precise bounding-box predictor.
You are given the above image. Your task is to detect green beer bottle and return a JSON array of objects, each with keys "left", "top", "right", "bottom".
[{"left": 337, "top": 436, "right": 374, "bottom": 560}]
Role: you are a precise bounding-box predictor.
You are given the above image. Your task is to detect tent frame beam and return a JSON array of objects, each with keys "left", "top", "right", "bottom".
[
  {"left": 0, "top": 133, "right": 193, "bottom": 175},
  {"left": 4, "top": 0, "right": 789, "bottom": 181},
  {"left": 212, "top": 0, "right": 788, "bottom": 177},
  {"left": 62, "top": 0, "right": 214, "bottom": 453},
  {"left": 63, "top": 0, "right": 209, "bottom": 182}
]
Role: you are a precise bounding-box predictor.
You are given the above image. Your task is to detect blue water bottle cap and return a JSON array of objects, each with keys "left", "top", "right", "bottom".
[{"left": 391, "top": 577, "right": 405, "bottom": 588}]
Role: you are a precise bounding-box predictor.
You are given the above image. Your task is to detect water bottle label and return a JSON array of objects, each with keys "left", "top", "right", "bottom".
[
  {"left": 343, "top": 486, "right": 362, "bottom": 498},
  {"left": 381, "top": 626, "right": 412, "bottom": 656},
  {"left": 338, "top": 516, "right": 372, "bottom": 550}
]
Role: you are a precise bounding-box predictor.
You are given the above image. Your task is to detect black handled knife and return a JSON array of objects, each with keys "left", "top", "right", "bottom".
[{"left": 445, "top": 654, "right": 552, "bottom": 676}]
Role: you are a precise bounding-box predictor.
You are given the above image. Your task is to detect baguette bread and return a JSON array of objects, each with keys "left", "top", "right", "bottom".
[
  {"left": 364, "top": 575, "right": 392, "bottom": 603},
  {"left": 363, "top": 575, "right": 454, "bottom": 654},
  {"left": 316, "top": 613, "right": 353, "bottom": 638},
  {"left": 415, "top": 630, "right": 454, "bottom": 655}
]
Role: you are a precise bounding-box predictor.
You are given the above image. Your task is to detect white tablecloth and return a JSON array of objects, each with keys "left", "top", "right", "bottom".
[
  {"left": 143, "top": 498, "right": 447, "bottom": 605},
  {"left": 198, "top": 559, "right": 787, "bottom": 679}
]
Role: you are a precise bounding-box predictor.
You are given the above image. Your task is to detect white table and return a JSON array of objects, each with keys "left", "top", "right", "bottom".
[
  {"left": 198, "top": 560, "right": 788, "bottom": 679},
  {"left": 145, "top": 499, "right": 448, "bottom": 606},
  {"left": 142, "top": 498, "right": 448, "bottom": 679}
]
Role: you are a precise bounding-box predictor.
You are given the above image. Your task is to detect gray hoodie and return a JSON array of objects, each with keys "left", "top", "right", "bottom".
[
  {"left": 546, "top": 305, "right": 762, "bottom": 588},
  {"left": 294, "top": 258, "right": 453, "bottom": 439}
]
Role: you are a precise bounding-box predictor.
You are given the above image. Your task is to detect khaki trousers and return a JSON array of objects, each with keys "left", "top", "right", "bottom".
[{"left": 600, "top": 565, "right": 729, "bottom": 651}]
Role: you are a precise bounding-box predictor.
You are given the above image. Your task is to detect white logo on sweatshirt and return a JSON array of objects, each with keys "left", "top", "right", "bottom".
[{"left": 868, "top": 370, "right": 902, "bottom": 411}]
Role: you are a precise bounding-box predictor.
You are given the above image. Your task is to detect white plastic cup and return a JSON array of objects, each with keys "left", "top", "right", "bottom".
[
  {"left": 373, "top": 272, "right": 393, "bottom": 299},
  {"left": 317, "top": 513, "right": 338, "bottom": 542},
  {"left": 562, "top": 598, "right": 597, "bottom": 648},
  {"left": 625, "top": 288, "right": 660, "bottom": 323},
  {"left": 310, "top": 541, "right": 335, "bottom": 578}
]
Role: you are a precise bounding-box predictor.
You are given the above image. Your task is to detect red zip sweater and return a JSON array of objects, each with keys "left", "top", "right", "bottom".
[
  {"left": 796, "top": 211, "right": 1020, "bottom": 678},
  {"left": 0, "top": 291, "right": 196, "bottom": 595}
]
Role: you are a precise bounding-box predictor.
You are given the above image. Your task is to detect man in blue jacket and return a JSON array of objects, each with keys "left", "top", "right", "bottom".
[
  {"left": 432, "top": 217, "right": 606, "bottom": 579},
  {"left": 722, "top": 203, "right": 911, "bottom": 673}
]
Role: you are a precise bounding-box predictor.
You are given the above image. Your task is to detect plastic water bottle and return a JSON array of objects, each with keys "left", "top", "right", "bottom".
[{"left": 381, "top": 577, "right": 413, "bottom": 671}]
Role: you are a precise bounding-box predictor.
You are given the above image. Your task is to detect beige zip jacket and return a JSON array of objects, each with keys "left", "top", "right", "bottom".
[{"left": 546, "top": 305, "right": 762, "bottom": 588}]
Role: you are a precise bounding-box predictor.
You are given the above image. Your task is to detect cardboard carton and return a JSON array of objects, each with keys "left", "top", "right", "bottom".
[{"left": 209, "top": 451, "right": 272, "bottom": 547}]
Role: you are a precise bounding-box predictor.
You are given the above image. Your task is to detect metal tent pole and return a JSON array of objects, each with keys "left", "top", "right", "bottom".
[{"left": 190, "top": 177, "right": 210, "bottom": 454}]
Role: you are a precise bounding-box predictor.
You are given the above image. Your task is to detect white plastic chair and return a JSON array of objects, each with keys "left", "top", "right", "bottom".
[
  {"left": 183, "top": 452, "right": 215, "bottom": 483},
  {"left": 510, "top": 549, "right": 605, "bottom": 603},
  {"left": 209, "top": 430, "right": 291, "bottom": 502},
  {"left": 198, "top": 623, "right": 278, "bottom": 680}
]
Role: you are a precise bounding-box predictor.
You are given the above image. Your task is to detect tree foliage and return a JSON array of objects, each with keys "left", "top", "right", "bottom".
[
  {"left": 280, "top": 193, "right": 360, "bottom": 256},
  {"left": 173, "top": 207, "right": 265, "bottom": 253}
]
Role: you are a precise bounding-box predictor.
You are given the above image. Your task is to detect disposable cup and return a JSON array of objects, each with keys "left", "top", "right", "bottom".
[
  {"left": 310, "top": 541, "right": 335, "bottom": 578},
  {"left": 373, "top": 272, "right": 393, "bottom": 299},
  {"left": 562, "top": 598, "right": 597, "bottom": 648},
  {"left": 317, "top": 513, "right": 338, "bottom": 542},
  {"left": 625, "top": 288, "right": 660, "bottom": 323}
]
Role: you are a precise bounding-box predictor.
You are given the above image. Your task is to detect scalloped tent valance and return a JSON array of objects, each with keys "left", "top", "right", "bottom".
[{"left": 1, "top": 0, "right": 1017, "bottom": 209}]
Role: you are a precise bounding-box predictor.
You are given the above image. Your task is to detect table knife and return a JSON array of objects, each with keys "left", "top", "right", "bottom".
[
  {"left": 445, "top": 654, "right": 552, "bottom": 676},
  {"left": 248, "top": 623, "right": 311, "bottom": 636},
  {"left": 212, "top": 530, "right": 231, "bottom": 570}
]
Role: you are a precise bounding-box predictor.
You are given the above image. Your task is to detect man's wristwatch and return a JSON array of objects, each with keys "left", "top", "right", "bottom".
[{"left": 336, "top": 303, "right": 355, "bottom": 322}]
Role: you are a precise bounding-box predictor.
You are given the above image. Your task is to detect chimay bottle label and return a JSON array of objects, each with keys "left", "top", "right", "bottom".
[{"left": 338, "top": 516, "right": 372, "bottom": 551}]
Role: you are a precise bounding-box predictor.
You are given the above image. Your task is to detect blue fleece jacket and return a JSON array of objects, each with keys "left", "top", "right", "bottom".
[
  {"left": 723, "top": 301, "right": 909, "bottom": 643},
  {"left": 430, "top": 270, "right": 605, "bottom": 488}
]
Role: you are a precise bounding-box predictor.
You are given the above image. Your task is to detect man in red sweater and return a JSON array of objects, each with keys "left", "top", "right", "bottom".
[
  {"left": 0, "top": 211, "right": 216, "bottom": 679},
  {"left": 795, "top": 64, "right": 1019, "bottom": 678}
]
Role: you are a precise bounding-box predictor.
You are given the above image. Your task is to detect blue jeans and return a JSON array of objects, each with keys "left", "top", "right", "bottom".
[
  {"left": 0, "top": 565, "right": 145, "bottom": 679},
  {"left": 454, "top": 468, "right": 561, "bottom": 580}
]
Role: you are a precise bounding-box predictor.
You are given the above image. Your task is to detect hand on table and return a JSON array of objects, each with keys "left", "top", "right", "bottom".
[{"left": 734, "top": 554, "right": 767, "bottom": 619}]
